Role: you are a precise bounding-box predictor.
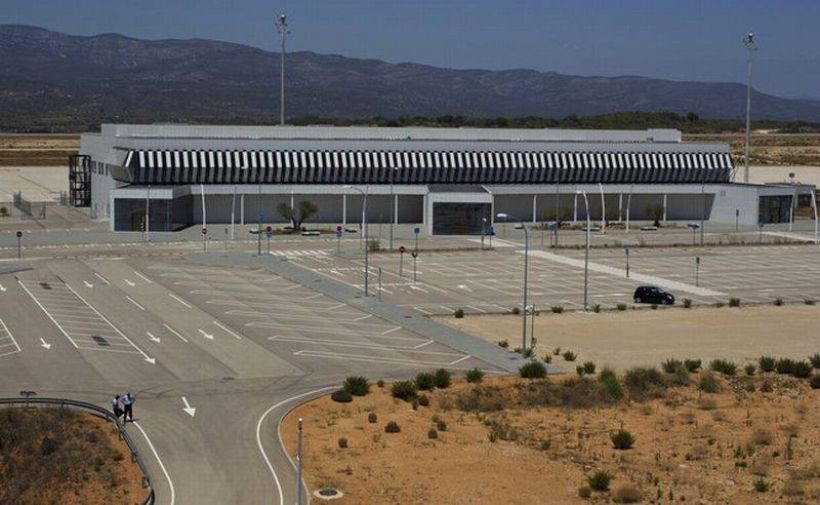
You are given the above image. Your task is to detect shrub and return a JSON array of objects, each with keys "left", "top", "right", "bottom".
[
  {"left": 624, "top": 367, "right": 666, "bottom": 401},
  {"left": 367, "top": 239, "right": 381, "bottom": 252},
  {"left": 455, "top": 385, "right": 506, "bottom": 412},
  {"left": 613, "top": 484, "right": 643, "bottom": 503},
  {"left": 611, "top": 429, "right": 635, "bottom": 450},
  {"left": 330, "top": 389, "right": 353, "bottom": 403},
  {"left": 520, "top": 347, "right": 534, "bottom": 358},
  {"left": 810, "top": 353, "right": 820, "bottom": 369},
  {"left": 744, "top": 364, "right": 756, "bottom": 376},
  {"left": 337, "top": 437, "right": 348, "bottom": 449},
  {"left": 384, "top": 421, "right": 401, "bottom": 433},
  {"left": 511, "top": 306, "right": 521, "bottom": 315},
  {"left": 599, "top": 369, "right": 624, "bottom": 401},
  {"left": 454, "top": 308, "right": 465, "bottom": 318},
  {"left": 562, "top": 350, "right": 577, "bottom": 362},
  {"left": 553, "top": 347, "right": 561, "bottom": 355},
  {"left": 761, "top": 379, "right": 773, "bottom": 392},
  {"left": 587, "top": 471, "right": 613, "bottom": 492},
  {"left": 578, "top": 485, "right": 592, "bottom": 499},
  {"left": 683, "top": 298, "right": 692, "bottom": 308},
  {"left": 465, "top": 368, "right": 484, "bottom": 383},
  {"left": 792, "top": 361, "right": 812, "bottom": 378},
  {"left": 551, "top": 305, "right": 564, "bottom": 314},
  {"left": 759, "top": 356, "right": 776, "bottom": 373},
  {"left": 669, "top": 365, "right": 690, "bottom": 386},
  {"left": 376, "top": 379, "right": 385, "bottom": 388},
  {"left": 576, "top": 366, "right": 585, "bottom": 376},
  {"left": 774, "top": 297, "right": 784, "bottom": 306},
  {"left": 650, "top": 304, "right": 658, "bottom": 310},
  {"left": 342, "top": 376, "right": 370, "bottom": 396},
  {"left": 811, "top": 374, "right": 820, "bottom": 389},
  {"left": 662, "top": 358, "right": 684, "bottom": 374},
  {"left": 710, "top": 359, "right": 737, "bottom": 376},
  {"left": 684, "top": 359, "right": 702, "bottom": 372},
  {"left": 368, "top": 412, "right": 378, "bottom": 423},
  {"left": 715, "top": 301, "right": 725, "bottom": 308},
  {"left": 699, "top": 371, "right": 720, "bottom": 393},
  {"left": 583, "top": 361, "right": 596, "bottom": 375},
  {"left": 804, "top": 298, "right": 816, "bottom": 305},
  {"left": 519, "top": 361, "right": 547, "bottom": 379},
  {"left": 436, "top": 419, "right": 447, "bottom": 432},
  {"left": 391, "top": 380, "right": 417, "bottom": 401},
  {"left": 592, "top": 304, "right": 601, "bottom": 313},
  {"left": 543, "top": 354, "right": 552, "bottom": 363},
  {"left": 753, "top": 477, "right": 769, "bottom": 493},
  {"left": 0, "top": 206, "right": 7, "bottom": 217},
  {"left": 775, "top": 358, "right": 796, "bottom": 375},
  {"left": 434, "top": 368, "right": 452, "bottom": 388},
  {"left": 427, "top": 428, "right": 438, "bottom": 439},
  {"left": 497, "top": 340, "right": 509, "bottom": 348},
  {"left": 616, "top": 303, "right": 627, "bottom": 311},
  {"left": 415, "top": 372, "right": 436, "bottom": 391},
  {"left": 750, "top": 428, "right": 773, "bottom": 446},
  {"left": 417, "top": 394, "right": 430, "bottom": 407},
  {"left": 728, "top": 297, "right": 741, "bottom": 307}
]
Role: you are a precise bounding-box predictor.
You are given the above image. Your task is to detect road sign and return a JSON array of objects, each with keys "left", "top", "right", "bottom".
[
  {"left": 625, "top": 247, "right": 630, "bottom": 256},
  {"left": 696, "top": 256, "right": 701, "bottom": 265},
  {"left": 16, "top": 231, "right": 22, "bottom": 238},
  {"left": 413, "top": 227, "right": 420, "bottom": 236},
  {"left": 399, "top": 246, "right": 406, "bottom": 254},
  {"left": 201, "top": 228, "right": 207, "bottom": 235},
  {"left": 337, "top": 225, "right": 343, "bottom": 232},
  {"left": 266, "top": 225, "right": 272, "bottom": 233},
  {"left": 411, "top": 250, "right": 418, "bottom": 258}
]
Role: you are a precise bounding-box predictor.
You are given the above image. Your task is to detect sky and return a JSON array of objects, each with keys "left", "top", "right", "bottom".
[{"left": 5, "top": 0, "right": 819, "bottom": 100}]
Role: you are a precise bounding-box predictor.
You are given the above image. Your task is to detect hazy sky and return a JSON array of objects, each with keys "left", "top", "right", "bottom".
[{"left": 5, "top": 0, "right": 819, "bottom": 100}]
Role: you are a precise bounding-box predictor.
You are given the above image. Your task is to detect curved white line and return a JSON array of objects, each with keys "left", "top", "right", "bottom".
[
  {"left": 133, "top": 421, "right": 175, "bottom": 505},
  {"left": 256, "top": 387, "right": 336, "bottom": 505}
]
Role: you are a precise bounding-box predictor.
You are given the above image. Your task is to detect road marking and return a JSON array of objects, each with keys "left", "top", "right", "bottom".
[
  {"left": 449, "top": 354, "right": 472, "bottom": 366},
  {"left": 327, "top": 303, "right": 346, "bottom": 310},
  {"left": 353, "top": 314, "right": 372, "bottom": 322},
  {"left": 18, "top": 280, "right": 79, "bottom": 349},
  {"left": 39, "top": 337, "right": 51, "bottom": 350},
  {"left": 169, "top": 293, "right": 193, "bottom": 309},
  {"left": 763, "top": 231, "right": 817, "bottom": 243},
  {"left": 124, "top": 279, "right": 136, "bottom": 287},
  {"left": 198, "top": 329, "right": 214, "bottom": 340},
  {"left": 413, "top": 340, "right": 434, "bottom": 349},
  {"left": 126, "top": 296, "right": 145, "bottom": 311},
  {"left": 302, "top": 293, "right": 322, "bottom": 301},
  {"left": 181, "top": 396, "right": 196, "bottom": 417},
  {"left": 414, "top": 306, "right": 433, "bottom": 315},
  {"left": 293, "top": 349, "right": 467, "bottom": 368},
  {"left": 257, "top": 387, "right": 337, "bottom": 505},
  {"left": 0, "top": 283, "right": 6, "bottom": 292},
  {"left": 93, "top": 272, "right": 110, "bottom": 285},
  {"left": 381, "top": 326, "right": 402, "bottom": 335},
  {"left": 83, "top": 280, "right": 94, "bottom": 288},
  {"left": 146, "top": 331, "right": 161, "bottom": 343},
  {"left": 132, "top": 422, "right": 175, "bottom": 505},
  {"left": 213, "top": 321, "right": 242, "bottom": 340},
  {"left": 271, "top": 337, "right": 458, "bottom": 354},
  {"left": 134, "top": 271, "right": 153, "bottom": 283},
  {"left": 466, "top": 305, "right": 486, "bottom": 313},
  {"left": 0, "top": 318, "right": 22, "bottom": 357},
  {"left": 162, "top": 323, "right": 189, "bottom": 343}
]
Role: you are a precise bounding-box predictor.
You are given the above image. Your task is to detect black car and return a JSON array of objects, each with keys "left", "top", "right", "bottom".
[{"left": 633, "top": 285, "right": 675, "bottom": 305}]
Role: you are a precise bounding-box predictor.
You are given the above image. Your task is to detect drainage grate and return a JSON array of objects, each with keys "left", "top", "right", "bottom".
[
  {"left": 91, "top": 335, "right": 109, "bottom": 347},
  {"left": 40, "top": 282, "right": 52, "bottom": 290}
]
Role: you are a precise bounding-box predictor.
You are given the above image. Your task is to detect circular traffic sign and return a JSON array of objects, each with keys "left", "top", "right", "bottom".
[
  {"left": 411, "top": 250, "right": 418, "bottom": 258},
  {"left": 399, "top": 246, "right": 406, "bottom": 254},
  {"left": 336, "top": 225, "right": 343, "bottom": 232},
  {"left": 16, "top": 231, "right": 22, "bottom": 238},
  {"left": 201, "top": 228, "right": 207, "bottom": 235},
  {"left": 266, "top": 226, "right": 272, "bottom": 233}
]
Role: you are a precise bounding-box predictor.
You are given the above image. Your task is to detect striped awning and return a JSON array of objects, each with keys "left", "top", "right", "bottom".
[{"left": 122, "top": 149, "right": 734, "bottom": 185}]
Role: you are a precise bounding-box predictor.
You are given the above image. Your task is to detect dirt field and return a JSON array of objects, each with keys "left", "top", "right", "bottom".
[
  {"left": 0, "top": 134, "right": 79, "bottom": 166},
  {"left": 0, "top": 407, "right": 147, "bottom": 505},
  {"left": 437, "top": 305, "right": 820, "bottom": 371},
  {"left": 283, "top": 373, "right": 820, "bottom": 504},
  {"left": 685, "top": 133, "right": 820, "bottom": 167}
]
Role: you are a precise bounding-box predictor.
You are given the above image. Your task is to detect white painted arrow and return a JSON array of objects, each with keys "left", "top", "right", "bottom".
[
  {"left": 125, "top": 279, "right": 136, "bottom": 287},
  {"left": 0, "top": 283, "right": 6, "bottom": 292},
  {"left": 144, "top": 356, "right": 156, "bottom": 364},
  {"left": 146, "top": 331, "right": 161, "bottom": 344},
  {"left": 39, "top": 338, "right": 51, "bottom": 350},
  {"left": 181, "top": 396, "right": 196, "bottom": 417},
  {"left": 198, "top": 329, "right": 214, "bottom": 340},
  {"left": 83, "top": 280, "right": 94, "bottom": 288}
]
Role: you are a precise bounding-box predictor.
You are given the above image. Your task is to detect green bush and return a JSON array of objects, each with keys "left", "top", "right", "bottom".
[
  {"left": 753, "top": 477, "right": 769, "bottom": 493},
  {"left": 624, "top": 367, "right": 666, "bottom": 401},
  {"left": 436, "top": 419, "right": 448, "bottom": 432},
  {"left": 715, "top": 302, "right": 725, "bottom": 308},
  {"left": 434, "top": 368, "right": 452, "bottom": 388},
  {"left": 810, "top": 374, "right": 820, "bottom": 389},
  {"left": 511, "top": 306, "right": 521, "bottom": 315},
  {"left": 744, "top": 364, "right": 756, "bottom": 376},
  {"left": 616, "top": 303, "right": 627, "bottom": 311},
  {"left": 415, "top": 372, "right": 436, "bottom": 391},
  {"left": 710, "top": 359, "right": 737, "bottom": 376},
  {"left": 330, "top": 389, "right": 353, "bottom": 403},
  {"left": 384, "top": 421, "right": 401, "bottom": 433},
  {"left": 698, "top": 371, "right": 720, "bottom": 393},
  {"left": 809, "top": 353, "right": 820, "bottom": 369},
  {"left": 582, "top": 361, "right": 596, "bottom": 375},
  {"left": 551, "top": 305, "right": 564, "bottom": 314},
  {"left": 684, "top": 359, "right": 702, "bottom": 372},
  {"left": 454, "top": 308, "right": 465, "bottom": 318},
  {"left": 519, "top": 361, "right": 547, "bottom": 379},
  {"left": 759, "top": 356, "right": 776, "bottom": 373},
  {"left": 775, "top": 358, "right": 796, "bottom": 375},
  {"left": 427, "top": 428, "right": 438, "bottom": 439},
  {"left": 417, "top": 394, "right": 430, "bottom": 407},
  {"left": 465, "top": 368, "right": 484, "bottom": 383},
  {"left": 342, "top": 376, "right": 370, "bottom": 396},
  {"left": 562, "top": 350, "right": 577, "bottom": 362},
  {"left": 761, "top": 379, "right": 773, "bottom": 392},
  {"left": 592, "top": 304, "right": 601, "bottom": 313},
  {"left": 587, "top": 471, "right": 613, "bottom": 491},
  {"left": 683, "top": 298, "right": 692, "bottom": 308},
  {"left": 613, "top": 485, "right": 643, "bottom": 503},
  {"left": 376, "top": 379, "right": 385, "bottom": 388},
  {"left": 774, "top": 297, "right": 784, "bottom": 306},
  {"left": 611, "top": 429, "right": 635, "bottom": 450},
  {"left": 391, "top": 380, "right": 417, "bottom": 401},
  {"left": 662, "top": 358, "right": 683, "bottom": 374},
  {"left": 598, "top": 370, "right": 624, "bottom": 402},
  {"left": 792, "top": 361, "right": 812, "bottom": 378},
  {"left": 337, "top": 437, "right": 348, "bottom": 449},
  {"left": 728, "top": 297, "right": 741, "bottom": 307},
  {"left": 804, "top": 298, "right": 816, "bottom": 305},
  {"left": 543, "top": 354, "right": 552, "bottom": 364},
  {"left": 576, "top": 365, "right": 585, "bottom": 376},
  {"left": 553, "top": 347, "right": 561, "bottom": 355},
  {"left": 0, "top": 207, "right": 8, "bottom": 218},
  {"left": 497, "top": 340, "right": 509, "bottom": 348},
  {"left": 669, "top": 365, "right": 690, "bottom": 386},
  {"left": 520, "top": 347, "right": 534, "bottom": 358},
  {"left": 368, "top": 412, "right": 377, "bottom": 423},
  {"left": 578, "top": 485, "right": 592, "bottom": 499}
]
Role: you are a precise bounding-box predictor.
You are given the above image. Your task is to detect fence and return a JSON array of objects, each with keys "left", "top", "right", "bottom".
[
  {"left": 0, "top": 397, "right": 155, "bottom": 505},
  {"left": 12, "top": 191, "right": 47, "bottom": 219}
]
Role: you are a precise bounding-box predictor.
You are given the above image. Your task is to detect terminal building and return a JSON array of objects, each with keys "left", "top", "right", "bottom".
[{"left": 74, "top": 124, "right": 816, "bottom": 234}]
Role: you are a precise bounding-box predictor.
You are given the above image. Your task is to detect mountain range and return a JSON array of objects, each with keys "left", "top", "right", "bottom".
[{"left": 2, "top": 24, "right": 820, "bottom": 131}]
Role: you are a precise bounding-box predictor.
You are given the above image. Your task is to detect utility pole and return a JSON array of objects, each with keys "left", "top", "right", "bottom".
[
  {"left": 743, "top": 33, "right": 757, "bottom": 183},
  {"left": 276, "top": 14, "right": 289, "bottom": 126}
]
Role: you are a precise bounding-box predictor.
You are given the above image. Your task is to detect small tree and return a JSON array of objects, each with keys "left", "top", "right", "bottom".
[
  {"left": 277, "top": 200, "right": 319, "bottom": 231},
  {"left": 645, "top": 204, "right": 663, "bottom": 227}
]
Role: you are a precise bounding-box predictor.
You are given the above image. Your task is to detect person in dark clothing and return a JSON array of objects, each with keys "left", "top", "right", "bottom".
[
  {"left": 112, "top": 394, "right": 122, "bottom": 420},
  {"left": 122, "top": 392, "right": 134, "bottom": 422}
]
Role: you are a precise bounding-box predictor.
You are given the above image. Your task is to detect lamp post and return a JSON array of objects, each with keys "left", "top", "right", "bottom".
[
  {"left": 496, "top": 212, "right": 528, "bottom": 352},
  {"left": 345, "top": 185, "right": 369, "bottom": 296},
  {"left": 257, "top": 174, "right": 263, "bottom": 256},
  {"left": 743, "top": 33, "right": 757, "bottom": 183},
  {"left": 389, "top": 168, "right": 398, "bottom": 251},
  {"left": 577, "top": 191, "right": 591, "bottom": 311}
]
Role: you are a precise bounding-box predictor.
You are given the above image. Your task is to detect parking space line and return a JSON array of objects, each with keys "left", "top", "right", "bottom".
[
  {"left": 134, "top": 271, "right": 153, "bottom": 283},
  {"left": 126, "top": 295, "right": 145, "bottom": 311},
  {"left": 449, "top": 354, "right": 472, "bottom": 366},
  {"left": 381, "top": 326, "right": 402, "bottom": 335},
  {"left": 0, "top": 318, "right": 22, "bottom": 357},
  {"left": 413, "top": 306, "right": 433, "bottom": 315},
  {"left": 213, "top": 321, "right": 242, "bottom": 340},
  {"left": 94, "top": 272, "right": 111, "bottom": 285},
  {"left": 327, "top": 303, "right": 346, "bottom": 310},
  {"left": 162, "top": 323, "right": 189, "bottom": 343},
  {"left": 270, "top": 336, "right": 459, "bottom": 355},
  {"left": 353, "top": 314, "right": 372, "bottom": 322},
  {"left": 18, "top": 280, "right": 80, "bottom": 349},
  {"left": 169, "top": 293, "right": 193, "bottom": 309},
  {"left": 292, "top": 350, "right": 466, "bottom": 368}
]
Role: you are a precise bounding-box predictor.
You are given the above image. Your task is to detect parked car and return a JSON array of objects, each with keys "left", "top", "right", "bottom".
[{"left": 633, "top": 285, "right": 675, "bottom": 305}]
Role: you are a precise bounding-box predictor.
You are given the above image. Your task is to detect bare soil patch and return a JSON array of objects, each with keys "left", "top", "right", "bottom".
[
  {"left": 0, "top": 407, "right": 147, "bottom": 505},
  {"left": 685, "top": 132, "right": 820, "bottom": 167},
  {"left": 0, "top": 135, "right": 79, "bottom": 166}
]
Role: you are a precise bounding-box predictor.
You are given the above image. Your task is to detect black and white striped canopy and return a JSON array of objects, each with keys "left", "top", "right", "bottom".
[{"left": 123, "top": 149, "right": 733, "bottom": 185}]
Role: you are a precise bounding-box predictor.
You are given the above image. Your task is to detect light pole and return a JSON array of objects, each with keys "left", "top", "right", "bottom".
[
  {"left": 275, "top": 14, "right": 289, "bottom": 126},
  {"left": 257, "top": 175, "right": 263, "bottom": 256},
  {"left": 233, "top": 164, "right": 249, "bottom": 241},
  {"left": 743, "top": 33, "right": 757, "bottom": 183},
  {"left": 345, "top": 185, "right": 369, "bottom": 296},
  {"left": 295, "top": 417, "right": 303, "bottom": 505},
  {"left": 577, "top": 191, "right": 591, "bottom": 311},
  {"left": 144, "top": 184, "right": 151, "bottom": 241},
  {"left": 389, "top": 168, "right": 398, "bottom": 250},
  {"left": 496, "top": 213, "right": 528, "bottom": 352}
]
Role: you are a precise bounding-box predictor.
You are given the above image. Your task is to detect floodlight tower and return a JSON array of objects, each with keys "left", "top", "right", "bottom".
[
  {"left": 276, "top": 14, "right": 289, "bottom": 126},
  {"left": 743, "top": 33, "right": 757, "bottom": 183}
]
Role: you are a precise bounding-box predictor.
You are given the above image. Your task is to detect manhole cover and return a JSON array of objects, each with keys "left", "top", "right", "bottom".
[
  {"left": 91, "top": 335, "right": 109, "bottom": 346},
  {"left": 314, "top": 488, "right": 343, "bottom": 501}
]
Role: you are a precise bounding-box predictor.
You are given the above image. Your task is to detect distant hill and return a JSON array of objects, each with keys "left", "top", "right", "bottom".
[{"left": 2, "top": 24, "right": 820, "bottom": 131}]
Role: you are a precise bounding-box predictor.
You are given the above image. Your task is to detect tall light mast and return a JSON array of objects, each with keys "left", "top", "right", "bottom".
[
  {"left": 275, "top": 14, "right": 289, "bottom": 125},
  {"left": 743, "top": 33, "right": 757, "bottom": 183}
]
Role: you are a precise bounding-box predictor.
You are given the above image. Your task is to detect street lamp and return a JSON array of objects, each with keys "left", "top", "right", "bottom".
[
  {"left": 389, "top": 167, "right": 398, "bottom": 251},
  {"left": 345, "top": 185, "right": 370, "bottom": 296},
  {"left": 576, "top": 191, "right": 591, "bottom": 311},
  {"left": 496, "top": 212, "right": 529, "bottom": 351},
  {"left": 743, "top": 33, "right": 757, "bottom": 183}
]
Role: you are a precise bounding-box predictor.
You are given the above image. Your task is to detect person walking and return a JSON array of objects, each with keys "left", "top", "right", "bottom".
[
  {"left": 122, "top": 392, "right": 134, "bottom": 423},
  {"left": 111, "top": 394, "right": 122, "bottom": 420}
]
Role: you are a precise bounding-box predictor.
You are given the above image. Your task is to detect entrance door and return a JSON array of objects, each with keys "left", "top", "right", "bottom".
[{"left": 432, "top": 203, "right": 491, "bottom": 235}]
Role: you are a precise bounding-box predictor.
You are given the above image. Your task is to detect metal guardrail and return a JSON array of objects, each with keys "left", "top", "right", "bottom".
[{"left": 0, "top": 397, "right": 155, "bottom": 505}]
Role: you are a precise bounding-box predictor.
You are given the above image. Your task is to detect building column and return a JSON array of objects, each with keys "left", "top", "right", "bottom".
[
  {"left": 240, "top": 194, "right": 245, "bottom": 225},
  {"left": 662, "top": 194, "right": 668, "bottom": 223},
  {"left": 618, "top": 193, "right": 623, "bottom": 221},
  {"left": 342, "top": 194, "right": 347, "bottom": 225},
  {"left": 573, "top": 193, "right": 578, "bottom": 223},
  {"left": 532, "top": 195, "right": 537, "bottom": 223},
  {"left": 394, "top": 194, "right": 399, "bottom": 224}
]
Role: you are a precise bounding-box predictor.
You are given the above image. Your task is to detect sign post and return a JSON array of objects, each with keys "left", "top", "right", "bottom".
[
  {"left": 398, "top": 246, "right": 406, "bottom": 277},
  {"left": 201, "top": 227, "right": 207, "bottom": 252},
  {"left": 16, "top": 231, "right": 22, "bottom": 259},
  {"left": 411, "top": 249, "right": 418, "bottom": 283},
  {"left": 336, "top": 225, "right": 343, "bottom": 255},
  {"left": 377, "top": 267, "right": 382, "bottom": 301},
  {"left": 625, "top": 246, "right": 630, "bottom": 278},
  {"left": 413, "top": 227, "right": 420, "bottom": 252},
  {"left": 695, "top": 256, "right": 701, "bottom": 287},
  {"left": 265, "top": 226, "right": 273, "bottom": 254},
  {"left": 758, "top": 221, "right": 764, "bottom": 244}
]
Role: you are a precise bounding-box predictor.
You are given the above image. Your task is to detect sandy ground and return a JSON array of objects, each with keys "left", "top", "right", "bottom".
[
  {"left": 437, "top": 305, "right": 820, "bottom": 371},
  {"left": 283, "top": 375, "right": 820, "bottom": 504},
  {"left": 0, "top": 165, "right": 68, "bottom": 202}
]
